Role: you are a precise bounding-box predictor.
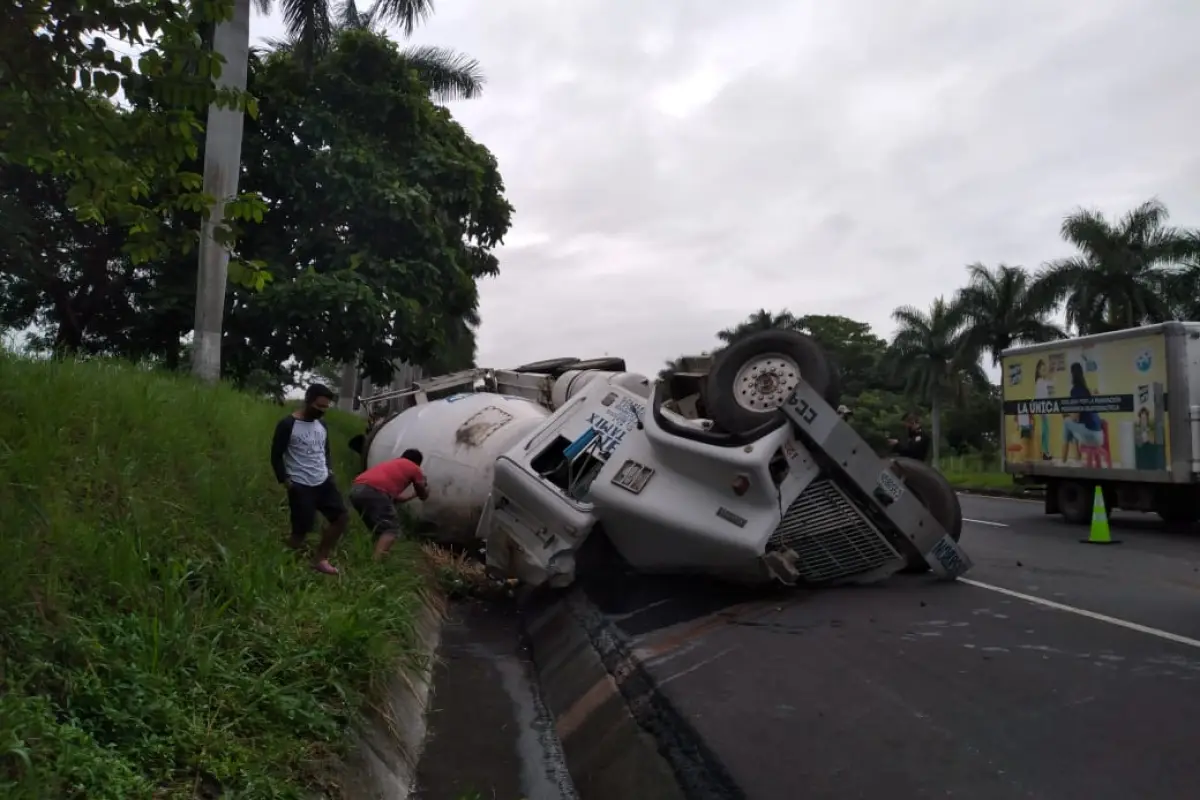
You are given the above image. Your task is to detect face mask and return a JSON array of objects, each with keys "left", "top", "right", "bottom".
[{"left": 308, "top": 407, "right": 326, "bottom": 420}]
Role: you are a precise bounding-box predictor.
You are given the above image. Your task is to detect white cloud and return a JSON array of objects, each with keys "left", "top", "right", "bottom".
[{"left": 250, "top": 0, "right": 1200, "bottom": 378}]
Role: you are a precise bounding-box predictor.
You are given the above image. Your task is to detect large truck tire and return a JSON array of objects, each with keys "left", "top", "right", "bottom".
[
  {"left": 513, "top": 357, "right": 581, "bottom": 374},
  {"left": 890, "top": 457, "right": 963, "bottom": 573},
  {"left": 705, "top": 329, "right": 838, "bottom": 436},
  {"left": 1056, "top": 480, "right": 1093, "bottom": 525},
  {"left": 1155, "top": 489, "right": 1200, "bottom": 527}
]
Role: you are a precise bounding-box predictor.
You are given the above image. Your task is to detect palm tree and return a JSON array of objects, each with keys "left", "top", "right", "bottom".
[
  {"left": 954, "top": 263, "right": 1066, "bottom": 366},
  {"left": 890, "top": 297, "right": 986, "bottom": 468},
  {"left": 1033, "top": 199, "right": 1199, "bottom": 335},
  {"left": 273, "top": 0, "right": 432, "bottom": 61},
  {"left": 267, "top": 0, "right": 485, "bottom": 101},
  {"left": 716, "top": 309, "right": 800, "bottom": 346},
  {"left": 1164, "top": 233, "right": 1200, "bottom": 320}
]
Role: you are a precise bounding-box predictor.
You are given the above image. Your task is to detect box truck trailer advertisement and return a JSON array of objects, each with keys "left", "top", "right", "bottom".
[{"left": 1002, "top": 333, "right": 1169, "bottom": 472}]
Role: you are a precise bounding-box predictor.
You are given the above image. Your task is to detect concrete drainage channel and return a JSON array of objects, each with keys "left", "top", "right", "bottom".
[
  {"left": 411, "top": 601, "right": 577, "bottom": 800},
  {"left": 348, "top": 586, "right": 743, "bottom": 800},
  {"left": 522, "top": 589, "right": 745, "bottom": 800}
]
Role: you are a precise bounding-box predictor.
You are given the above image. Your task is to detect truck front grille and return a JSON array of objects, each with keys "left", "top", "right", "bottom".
[{"left": 769, "top": 479, "right": 901, "bottom": 583}]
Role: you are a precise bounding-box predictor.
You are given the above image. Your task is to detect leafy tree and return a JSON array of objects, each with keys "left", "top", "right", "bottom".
[
  {"left": 954, "top": 263, "right": 1065, "bottom": 365},
  {"left": 844, "top": 389, "right": 911, "bottom": 454},
  {"left": 0, "top": 166, "right": 133, "bottom": 354},
  {"left": 2, "top": 30, "right": 507, "bottom": 392},
  {"left": 197, "top": 0, "right": 472, "bottom": 381},
  {"left": 1034, "top": 199, "right": 1199, "bottom": 334},
  {"left": 217, "top": 30, "right": 511, "bottom": 387},
  {"left": 0, "top": 0, "right": 261, "bottom": 262},
  {"left": 889, "top": 297, "right": 986, "bottom": 467},
  {"left": 423, "top": 309, "right": 482, "bottom": 375},
  {"left": 791, "top": 314, "right": 891, "bottom": 397},
  {"left": 941, "top": 381, "right": 1002, "bottom": 459}
]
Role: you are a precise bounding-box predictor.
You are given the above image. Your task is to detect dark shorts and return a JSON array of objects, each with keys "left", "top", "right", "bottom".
[
  {"left": 349, "top": 484, "right": 401, "bottom": 539},
  {"left": 286, "top": 477, "right": 347, "bottom": 537}
]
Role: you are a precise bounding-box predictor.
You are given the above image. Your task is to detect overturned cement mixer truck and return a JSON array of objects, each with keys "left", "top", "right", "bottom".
[{"left": 349, "top": 329, "right": 972, "bottom": 589}]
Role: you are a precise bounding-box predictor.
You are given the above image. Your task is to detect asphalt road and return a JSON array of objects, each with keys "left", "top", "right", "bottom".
[{"left": 583, "top": 494, "right": 1200, "bottom": 800}]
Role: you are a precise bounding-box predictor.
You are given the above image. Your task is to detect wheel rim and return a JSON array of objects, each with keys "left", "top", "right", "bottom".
[{"left": 732, "top": 353, "right": 801, "bottom": 412}]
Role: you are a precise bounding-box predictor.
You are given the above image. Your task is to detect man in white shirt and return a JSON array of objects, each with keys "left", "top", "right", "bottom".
[{"left": 269, "top": 383, "right": 349, "bottom": 575}]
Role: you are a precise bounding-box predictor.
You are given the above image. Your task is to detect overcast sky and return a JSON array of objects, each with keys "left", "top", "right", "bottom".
[{"left": 252, "top": 1, "right": 1200, "bottom": 379}]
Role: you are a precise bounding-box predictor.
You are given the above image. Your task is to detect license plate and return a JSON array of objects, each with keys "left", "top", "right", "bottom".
[
  {"left": 927, "top": 534, "right": 973, "bottom": 579},
  {"left": 876, "top": 469, "right": 906, "bottom": 502}
]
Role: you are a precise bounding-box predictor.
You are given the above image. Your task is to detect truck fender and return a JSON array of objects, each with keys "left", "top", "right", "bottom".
[{"left": 889, "top": 457, "right": 963, "bottom": 573}]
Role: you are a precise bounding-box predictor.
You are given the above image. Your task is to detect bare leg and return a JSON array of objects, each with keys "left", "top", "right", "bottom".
[
  {"left": 313, "top": 513, "right": 348, "bottom": 574},
  {"left": 373, "top": 532, "right": 399, "bottom": 560}
]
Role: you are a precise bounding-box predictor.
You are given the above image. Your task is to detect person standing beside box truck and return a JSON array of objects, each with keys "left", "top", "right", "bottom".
[{"left": 1001, "top": 322, "right": 1200, "bottom": 527}]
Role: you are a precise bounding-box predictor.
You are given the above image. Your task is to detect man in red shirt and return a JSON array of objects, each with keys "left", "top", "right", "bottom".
[{"left": 349, "top": 449, "right": 430, "bottom": 558}]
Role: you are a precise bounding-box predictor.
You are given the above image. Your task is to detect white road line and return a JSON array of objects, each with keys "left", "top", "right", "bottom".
[
  {"left": 961, "top": 578, "right": 1200, "bottom": 650},
  {"left": 964, "top": 518, "right": 1008, "bottom": 528},
  {"left": 956, "top": 492, "right": 1041, "bottom": 505}
]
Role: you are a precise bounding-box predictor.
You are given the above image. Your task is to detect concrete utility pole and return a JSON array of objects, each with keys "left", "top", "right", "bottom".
[{"left": 192, "top": 0, "right": 251, "bottom": 384}]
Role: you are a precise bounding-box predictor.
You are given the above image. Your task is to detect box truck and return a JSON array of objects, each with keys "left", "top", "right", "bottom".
[{"left": 1001, "top": 322, "right": 1200, "bottom": 525}]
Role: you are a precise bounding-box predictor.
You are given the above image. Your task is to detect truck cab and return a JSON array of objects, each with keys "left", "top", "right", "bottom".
[{"left": 474, "top": 330, "right": 972, "bottom": 589}]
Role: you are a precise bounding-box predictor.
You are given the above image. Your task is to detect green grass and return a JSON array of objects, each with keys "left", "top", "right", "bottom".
[
  {"left": 937, "top": 453, "right": 1027, "bottom": 494},
  {"left": 0, "top": 354, "right": 433, "bottom": 799},
  {"left": 940, "top": 469, "right": 1019, "bottom": 492}
]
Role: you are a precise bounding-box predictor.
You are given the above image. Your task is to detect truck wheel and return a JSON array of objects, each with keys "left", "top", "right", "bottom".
[
  {"left": 513, "top": 357, "right": 581, "bottom": 374},
  {"left": 705, "top": 330, "right": 837, "bottom": 436},
  {"left": 1056, "top": 481, "right": 1093, "bottom": 525},
  {"left": 890, "top": 457, "right": 963, "bottom": 573},
  {"left": 1156, "top": 491, "right": 1200, "bottom": 527}
]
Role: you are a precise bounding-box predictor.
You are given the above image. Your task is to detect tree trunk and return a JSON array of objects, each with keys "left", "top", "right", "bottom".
[
  {"left": 337, "top": 362, "right": 358, "bottom": 411},
  {"left": 998, "top": 396, "right": 1009, "bottom": 471},
  {"left": 192, "top": 0, "right": 251, "bottom": 384},
  {"left": 930, "top": 393, "right": 942, "bottom": 469},
  {"left": 53, "top": 317, "right": 83, "bottom": 355},
  {"left": 50, "top": 288, "right": 83, "bottom": 355}
]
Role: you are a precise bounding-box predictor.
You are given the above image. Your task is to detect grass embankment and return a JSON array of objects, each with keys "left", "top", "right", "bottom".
[
  {"left": 0, "top": 355, "right": 432, "bottom": 799},
  {"left": 937, "top": 454, "right": 1034, "bottom": 496}
]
